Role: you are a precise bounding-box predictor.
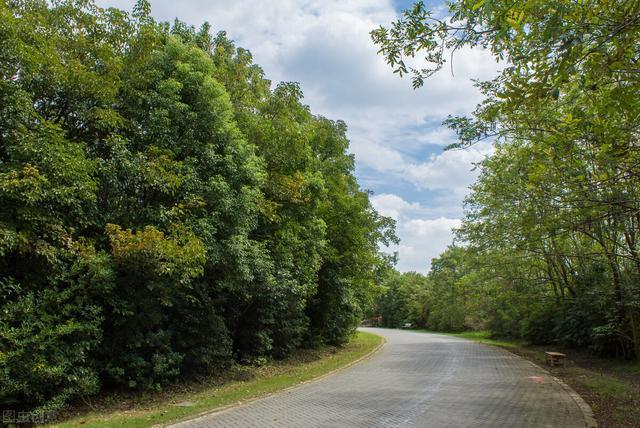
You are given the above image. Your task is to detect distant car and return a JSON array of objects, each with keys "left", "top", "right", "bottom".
[{"left": 402, "top": 322, "right": 412, "bottom": 329}]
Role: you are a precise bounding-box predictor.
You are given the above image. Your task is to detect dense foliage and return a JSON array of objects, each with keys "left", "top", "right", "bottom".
[
  {"left": 0, "top": 0, "right": 395, "bottom": 414},
  {"left": 373, "top": 271, "right": 427, "bottom": 328},
  {"left": 372, "top": 251, "right": 484, "bottom": 332},
  {"left": 374, "top": 0, "right": 640, "bottom": 359}
]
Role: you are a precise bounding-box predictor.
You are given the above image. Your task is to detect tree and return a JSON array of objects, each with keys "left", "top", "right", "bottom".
[
  {"left": 0, "top": 0, "right": 395, "bottom": 414},
  {"left": 374, "top": 271, "right": 430, "bottom": 328},
  {"left": 373, "top": 0, "right": 640, "bottom": 358}
]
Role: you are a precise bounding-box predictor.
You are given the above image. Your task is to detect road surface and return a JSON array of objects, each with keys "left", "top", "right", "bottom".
[{"left": 174, "top": 328, "right": 591, "bottom": 427}]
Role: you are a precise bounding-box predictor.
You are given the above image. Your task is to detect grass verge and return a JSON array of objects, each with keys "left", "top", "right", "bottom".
[
  {"left": 423, "top": 329, "right": 524, "bottom": 348},
  {"left": 416, "top": 329, "right": 640, "bottom": 427},
  {"left": 53, "top": 331, "right": 383, "bottom": 428}
]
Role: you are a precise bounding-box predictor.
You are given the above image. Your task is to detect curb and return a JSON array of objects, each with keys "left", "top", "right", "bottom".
[
  {"left": 471, "top": 341, "right": 598, "bottom": 428},
  {"left": 520, "top": 357, "right": 598, "bottom": 428},
  {"left": 166, "top": 332, "right": 387, "bottom": 427}
]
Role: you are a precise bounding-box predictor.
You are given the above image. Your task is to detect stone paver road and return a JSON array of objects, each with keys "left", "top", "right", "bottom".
[{"left": 174, "top": 328, "right": 591, "bottom": 427}]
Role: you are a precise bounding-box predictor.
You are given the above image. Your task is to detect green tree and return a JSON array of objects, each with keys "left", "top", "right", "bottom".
[
  {"left": 1, "top": 0, "right": 395, "bottom": 414},
  {"left": 374, "top": 271, "right": 429, "bottom": 328},
  {"left": 374, "top": 0, "right": 640, "bottom": 358}
]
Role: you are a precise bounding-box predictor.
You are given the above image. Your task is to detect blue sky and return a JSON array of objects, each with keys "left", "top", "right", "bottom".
[{"left": 95, "top": 0, "right": 500, "bottom": 273}]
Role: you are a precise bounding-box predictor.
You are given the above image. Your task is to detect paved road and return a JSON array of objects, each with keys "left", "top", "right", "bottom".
[{"left": 174, "top": 328, "right": 591, "bottom": 427}]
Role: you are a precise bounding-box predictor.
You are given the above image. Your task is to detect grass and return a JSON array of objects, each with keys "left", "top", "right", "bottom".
[
  {"left": 413, "top": 329, "right": 523, "bottom": 348},
  {"left": 441, "top": 330, "right": 523, "bottom": 348},
  {"left": 52, "top": 331, "right": 383, "bottom": 428},
  {"left": 607, "top": 360, "right": 640, "bottom": 376},
  {"left": 582, "top": 373, "right": 632, "bottom": 398}
]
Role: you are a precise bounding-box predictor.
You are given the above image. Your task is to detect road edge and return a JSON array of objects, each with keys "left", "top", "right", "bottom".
[
  {"left": 518, "top": 355, "right": 598, "bottom": 428},
  {"left": 468, "top": 339, "right": 598, "bottom": 428},
  {"left": 167, "top": 331, "right": 387, "bottom": 427},
  {"left": 403, "top": 330, "right": 597, "bottom": 428}
]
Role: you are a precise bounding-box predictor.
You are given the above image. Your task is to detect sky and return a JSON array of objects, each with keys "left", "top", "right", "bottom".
[{"left": 95, "top": 0, "right": 501, "bottom": 273}]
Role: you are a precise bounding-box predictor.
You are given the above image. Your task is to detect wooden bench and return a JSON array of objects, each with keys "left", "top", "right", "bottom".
[{"left": 545, "top": 351, "right": 567, "bottom": 367}]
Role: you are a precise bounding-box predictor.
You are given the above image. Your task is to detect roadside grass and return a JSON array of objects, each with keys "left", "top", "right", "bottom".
[
  {"left": 412, "top": 329, "right": 524, "bottom": 348},
  {"left": 53, "top": 331, "right": 383, "bottom": 428},
  {"left": 441, "top": 330, "right": 523, "bottom": 348},
  {"left": 410, "top": 328, "right": 640, "bottom": 427},
  {"left": 610, "top": 360, "right": 640, "bottom": 376},
  {"left": 582, "top": 373, "right": 631, "bottom": 397}
]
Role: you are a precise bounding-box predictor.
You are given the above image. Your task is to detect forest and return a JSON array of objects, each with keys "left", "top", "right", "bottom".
[
  {"left": 4, "top": 0, "right": 640, "bottom": 419},
  {"left": 0, "top": 0, "right": 396, "bottom": 414},
  {"left": 372, "top": 0, "right": 640, "bottom": 361}
]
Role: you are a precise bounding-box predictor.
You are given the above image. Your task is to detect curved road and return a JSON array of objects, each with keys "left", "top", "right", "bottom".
[{"left": 175, "top": 328, "right": 591, "bottom": 427}]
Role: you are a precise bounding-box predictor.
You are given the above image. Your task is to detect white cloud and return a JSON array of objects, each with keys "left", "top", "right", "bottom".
[
  {"left": 405, "top": 141, "right": 493, "bottom": 191},
  {"left": 354, "top": 142, "right": 406, "bottom": 174},
  {"left": 397, "top": 217, "right": 461, "bottom": 273},
  {"left": 371, "top": 194, "right": 462, "bottom": 272},
  {"left": 367, "top": 142, "right": 492, "bottom": 272},
  {"left": 371, "top": 193, "right": 423, "bottom": 220},
  {"left": 409, "top": 127, "right": 459, "bottom": 148},
  {"left": 365, "top": 140, "right": 493, "bottom": 199}
]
